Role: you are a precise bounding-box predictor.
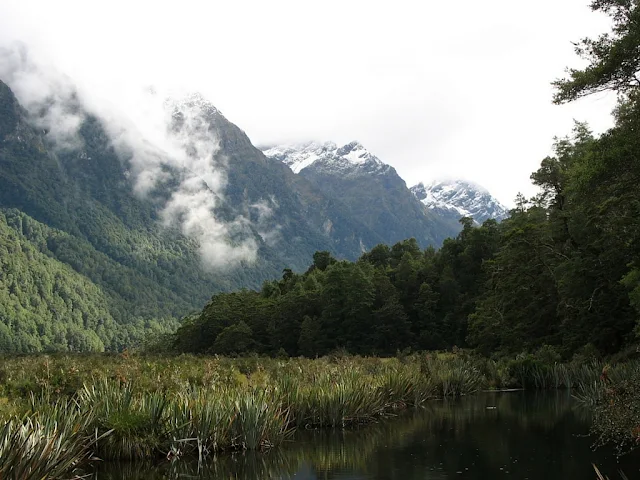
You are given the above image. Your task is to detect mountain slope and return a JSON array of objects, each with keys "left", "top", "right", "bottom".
[
  {"left": 0, "top": 80, "right": 401, "bottom": 351},
  {"left": 0, "top": 208, "right": 181, "bottom": 352},
  {"left": 176, "top": 98, "right": 386, "bottom": 263},
  {"left": 411, "top": 180, "right": 509, "bottom": 224},
  {"left": 0, "top": 81, "right": 270, "bottom": 315},
  {"left": 262, "top": 141, "right": 460, "bottom": 247},
  {"left": 0, "top": 75, "right": 508, "bottom": 352}
]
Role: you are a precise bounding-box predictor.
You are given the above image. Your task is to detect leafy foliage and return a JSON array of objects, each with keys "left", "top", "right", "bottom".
[
  {"left": 0, "top": 208, "right": 179, "bottom": 351},
  {"left": 553, "top": 0, "right": 640, "bottom": 103}
]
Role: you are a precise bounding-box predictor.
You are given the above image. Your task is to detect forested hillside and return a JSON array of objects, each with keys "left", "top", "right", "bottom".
[
  {"left": 2, "top": 0, "right": 639, "bottom": 357},
  {"left": 0, "top": 209, "right": 180, "bottom": 351},
  {"left": 175, "top": 126, "right": 639, "bottom": 359},
  {"left": 0, "top": 73, "right": 468, "bottom": 352},
  {"left": 0, "top": 82, "right": 283, "bottom": 350}
]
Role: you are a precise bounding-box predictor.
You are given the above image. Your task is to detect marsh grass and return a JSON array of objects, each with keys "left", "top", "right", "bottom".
[
  {"left": 2, "top": 352, "right": 637, "bottom": 477},
  {"left": 420, "top": 355, "right": 482, "bottom": 396},
  {"left": 0, "top": 398, "right": 108, "bottom": 480}
]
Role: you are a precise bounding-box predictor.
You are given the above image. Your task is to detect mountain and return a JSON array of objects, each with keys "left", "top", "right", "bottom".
[
  {"left": 410, "top": 180, "right": 509, "bottom": 224},
  {"left": 262, "top": 141, "right": 460, "bottom": 247},
  {"left": 0, "top": 79, "right": 449, "bottom": 351},
  {"left": 160, "top": 93, "right": 386, "bottom": 265},
  {"left": 0, "top": 73, "right": 507, "bottom": 352},
  {"left": 0, "top": 81, "right": 272, "bottom": 351},
  {"left": 263, "top": 141, "right": 389, "bottom": 175}
]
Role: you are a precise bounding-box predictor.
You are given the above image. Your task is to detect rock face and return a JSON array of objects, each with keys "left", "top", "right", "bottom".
[{"left": 411, "top": 180, "right": 509, "bottom": 224}]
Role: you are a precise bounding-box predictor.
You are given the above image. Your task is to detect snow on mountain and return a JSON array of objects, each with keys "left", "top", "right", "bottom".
[
  {"left": 164, "top": 92, "right": 221, "bottom": 115},
  {"left": 411, "top": 180, "right": 509, "bottom": 224},
  {"left": 261, "top": 141, "right": 390, "bottom": 175},
  {"left": 262, "top": 140, "right": 508, "bottom": 226}
]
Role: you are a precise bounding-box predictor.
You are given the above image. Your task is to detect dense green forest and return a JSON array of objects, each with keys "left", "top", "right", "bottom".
[
  {"left": 172, "top": 0, "right": 640, "bottom": 359},
  {"left": 0, "top": 208, "right": 179, "bottom": 351}
]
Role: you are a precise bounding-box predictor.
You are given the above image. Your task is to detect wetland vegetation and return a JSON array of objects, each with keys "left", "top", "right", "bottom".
[{"left": 0, "top": 352, "right": 637, "bottom": 478}]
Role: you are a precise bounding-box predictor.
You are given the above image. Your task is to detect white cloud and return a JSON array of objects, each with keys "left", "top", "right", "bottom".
[
  {"left": 0, "top": 46, "right": 259, "bottom": 269},
  {"left": 0, "top": 45, "right": 85, "bottom": 150},
  {"left": 0, "top": 0, "right": 618, "bottom": 207}
]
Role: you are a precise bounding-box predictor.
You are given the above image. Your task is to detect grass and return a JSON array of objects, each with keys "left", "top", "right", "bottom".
[
  {"left": 0, "top": 352, "right": 485, "bottom": 476},
  {"left": 0, "top": 351, "right": 638, "bottom": 478},
  {"left": 594, "top": 464, "right": 629, "bottom": 480},
  {"left": 0, "top": 397, "right": 109, "bottom": 480}
]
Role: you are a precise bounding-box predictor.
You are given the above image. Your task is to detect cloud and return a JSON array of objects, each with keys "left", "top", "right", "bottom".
[
  {"left": 250, "top": 197, "right": 282, "bottom": 247},
  {"left": 0, "top": 0, "right": 619, "bottom": 208},
  {"left": 0, "top": 46, "right": 261, "bottom": 269},
  {"left": 0, "top": 43, "right": 85, "bottom": 151},
  {"left": 150, "top": 92, "right": 259, "bottom": 269}
]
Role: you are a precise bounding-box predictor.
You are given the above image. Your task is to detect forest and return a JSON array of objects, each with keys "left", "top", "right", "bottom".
[{"left": 175, "top": 121, "right": 639, "bottom": 355}]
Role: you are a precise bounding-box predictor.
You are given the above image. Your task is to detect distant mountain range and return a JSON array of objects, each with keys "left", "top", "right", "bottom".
[
  {"left": 262, "top": 141, "right": 509, "bottom": 235},
  {"left": 0, "top": 76, "right": 509, "bottom": 352},
  {"left": 262, "top": 141, "right": 461, "bottom": 248}
]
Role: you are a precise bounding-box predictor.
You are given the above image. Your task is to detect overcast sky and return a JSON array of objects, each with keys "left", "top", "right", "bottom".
[{"left": 0, "top": 0, "right": 618, "bottom": 206}]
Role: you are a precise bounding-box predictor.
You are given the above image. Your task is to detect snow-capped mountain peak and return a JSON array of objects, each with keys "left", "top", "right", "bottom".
[
  {"left": 261, "top": 141, "right": 388, "bottom": 175},
  {"left": 164, "top": 92, "right": 222, "bottom": 120},
  {"left": 335, "top": 141, "right": 372, "bottom": 164},
  {"left": 411, "top": 180, "right": 509, "bottom": 224}
]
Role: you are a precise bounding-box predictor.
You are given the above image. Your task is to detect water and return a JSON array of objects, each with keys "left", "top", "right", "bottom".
[{"left": 90, "top": 391, "right": 640, "bottom": 479}]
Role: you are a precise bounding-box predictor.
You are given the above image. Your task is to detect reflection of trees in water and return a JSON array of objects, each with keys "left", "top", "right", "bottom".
[
  {"left": 363, "top": 391, "right": 592, "bottom": 480},
  {"left": 90, "top": 392, "right": 636, "bottom": 480},
  {"left": 88, "top": 450, "right": 300, "bottom": 480}
]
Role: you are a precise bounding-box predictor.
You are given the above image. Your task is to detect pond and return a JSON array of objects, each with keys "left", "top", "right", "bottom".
[{"left": 90, "top": 391, "right": 640, "bottom": 479}]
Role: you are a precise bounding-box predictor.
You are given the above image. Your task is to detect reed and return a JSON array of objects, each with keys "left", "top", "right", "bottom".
[
  {"left": 593, "top": 464, "right": 629, "bottom": 480},
  {"left": 420, "top": 355, "right": 483, "bottom": 396},
  {"left": 1, "top": 352, "right": 637, "bottom": 478},
  {"left": 0, "top": 398, "right": 108, "bottom": 480}
]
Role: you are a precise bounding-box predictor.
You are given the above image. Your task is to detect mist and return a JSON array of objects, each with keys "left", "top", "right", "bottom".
[{"left": 0, "top": 45, "right": 262, "bottom": 269}]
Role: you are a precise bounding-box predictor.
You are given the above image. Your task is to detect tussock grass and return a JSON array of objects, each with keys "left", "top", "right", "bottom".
[
  {"left": 3, "top": 351, "right": 637, "bottom": 477},
  {"left": 0, "top": 398, "right": 107, "bottom": 480},
  {"left": 0, "top": 352, "right": 486, "bottom": 476},
  {"left": 594, "top": 464, "right": 629, "bottom": 480}
]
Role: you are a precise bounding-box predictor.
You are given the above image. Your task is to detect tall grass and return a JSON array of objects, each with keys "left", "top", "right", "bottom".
[
  {"left": 0, "top": 352, "right": 488, "bottom": 476},
  {"left": 1, "top": 352, "right": 637, "bottom": 478},
  {"left": 594, "top": 464, "right": 629, "bottom": 480},
  {"left": 0, "top": 398, "right": 108, "bottom": 480},
  {"left": 420, "top": 355, "right": 482, "bottom": 396}
]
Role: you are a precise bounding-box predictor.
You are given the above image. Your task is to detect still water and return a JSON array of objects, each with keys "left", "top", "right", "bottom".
[{"left": 91, "top": 391, "right": 640, "bottom": 479}]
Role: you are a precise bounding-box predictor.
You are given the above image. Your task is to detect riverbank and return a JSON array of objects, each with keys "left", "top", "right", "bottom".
[{"left": 0, "top": 352, "right": 629, "bottom": 479}]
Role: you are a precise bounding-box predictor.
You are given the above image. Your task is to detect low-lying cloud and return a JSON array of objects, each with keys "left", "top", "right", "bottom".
[
  {"left": 0, "top": 44, "right": 265, "bottom": 269},
  {"left": 0, "top": 45, "right": 85, "bottom": 151}
]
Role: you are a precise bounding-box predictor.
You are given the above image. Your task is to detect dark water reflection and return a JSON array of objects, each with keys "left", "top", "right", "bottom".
[{"left": 90, "top": 391, "right": 640, "bottom": 479}]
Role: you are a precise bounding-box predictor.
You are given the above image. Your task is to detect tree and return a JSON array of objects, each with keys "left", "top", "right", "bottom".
[
  {"left": 298, "top": 315, "right": 322, "bottom": 357},
  {"left": 212, "top": 321, "right": 254, "bottom": 355},
  {"left": 361, "top": 244, "right": 391, "bottom": 269},
  {"left": 312, "top": 251, "right": 337, "bottom": 271},
  {"left": 553, "top": 0, "right": 640, "bottom": 103}
]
